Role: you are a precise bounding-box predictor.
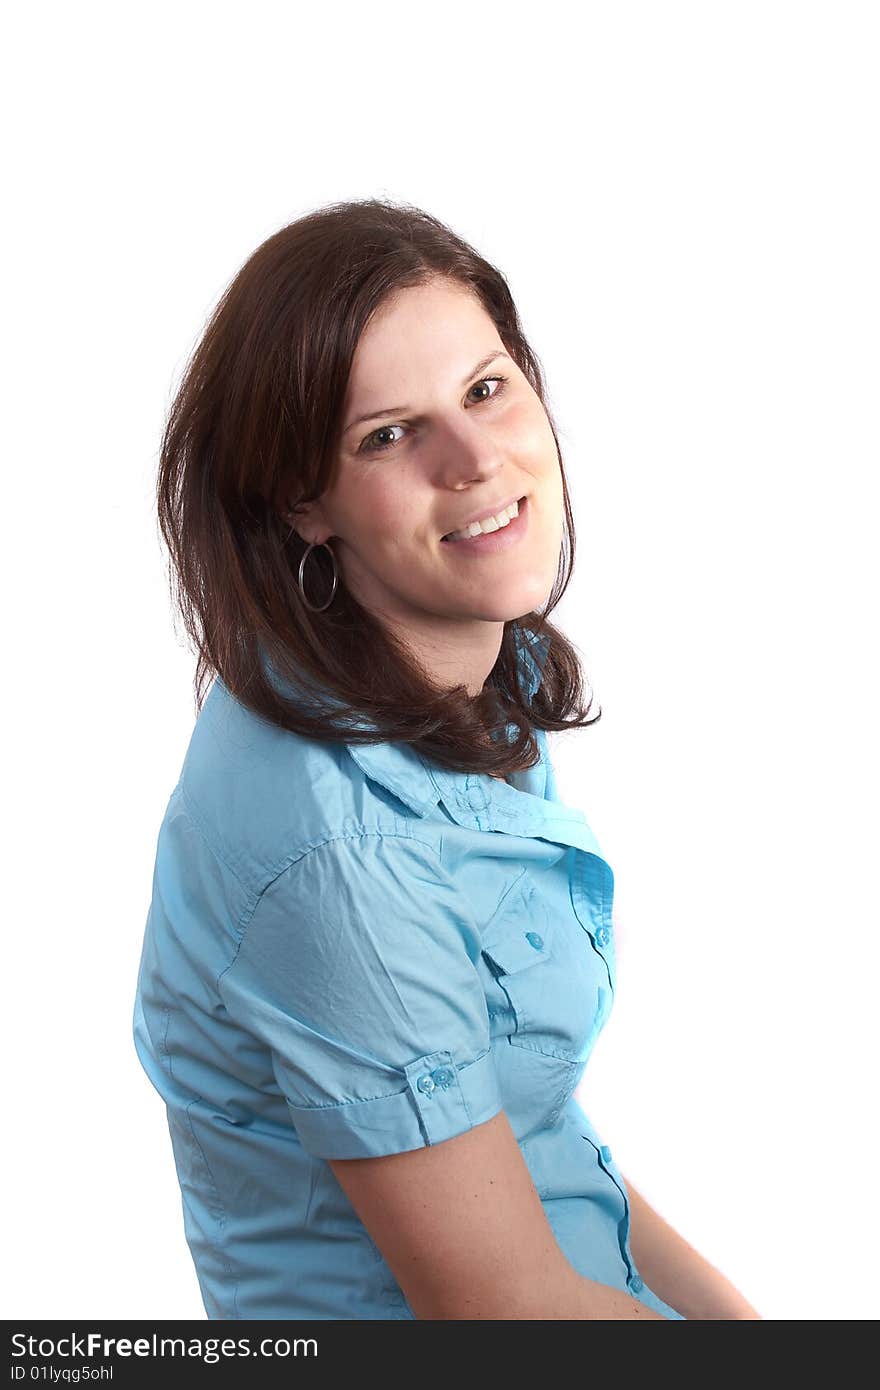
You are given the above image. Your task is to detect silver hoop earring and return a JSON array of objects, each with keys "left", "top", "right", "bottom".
[{"left": 297, "top": 540, "right": 339, "bottom": 613}]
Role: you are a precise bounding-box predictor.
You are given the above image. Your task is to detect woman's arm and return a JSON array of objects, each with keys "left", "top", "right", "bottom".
[
  {"left": 621, "top": 1174, "right": 762, "bottom": 1320},
  {"left": 330, "top": 1116, "right": 669, "bottom": 1319}
]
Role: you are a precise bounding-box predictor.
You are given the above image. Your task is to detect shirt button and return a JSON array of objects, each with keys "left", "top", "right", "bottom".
[
  {"left": 416, "top": 1074, "right": 436, "bottom": 1096},
  {"left": 600, "top": 1145, "right": 613, "bottom": 1163},
  {"left": 630, "top": 1275, "right": 644, "bottom": 1294},
  {"left": 432, "top": 1067, "right": 454, "bottom": 1088},
  {"left": 595, "top": 926, "right": 610, "bottom": 947},
  {"left": 525, "top": 931, "right": 544, "bottom": 951}
]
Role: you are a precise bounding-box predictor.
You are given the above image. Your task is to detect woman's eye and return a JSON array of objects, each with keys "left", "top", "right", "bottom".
[
  {"left": 359, "top": 374, "right": 509, "bottom": 454},
  {"left": 362, "top": 423, "right": 406, "bottom": 453},
  {"left": 466, "top": 375, "right": 507, "bottom": 405}
]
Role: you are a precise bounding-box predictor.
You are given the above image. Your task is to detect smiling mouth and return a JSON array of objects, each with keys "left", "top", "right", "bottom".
[{"left": 440, "top": 495, "right": 528, "bottom": 543}]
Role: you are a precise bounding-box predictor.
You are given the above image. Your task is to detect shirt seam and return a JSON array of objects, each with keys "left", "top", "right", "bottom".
[
  {"left": 217, "top": 827, "right": 446, "bottom": 991},
  {"left": 178, "top": 782, "right": 259, "bottom": 901}
]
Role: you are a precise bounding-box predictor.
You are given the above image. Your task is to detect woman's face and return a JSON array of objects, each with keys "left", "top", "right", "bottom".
[{"left": 293, "top": 278, "right": 564, "bottom": 680}]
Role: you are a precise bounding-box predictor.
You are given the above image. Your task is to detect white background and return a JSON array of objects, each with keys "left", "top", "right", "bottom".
[{"left": 4, "top": 1, "right": 877, "bottom": 1322}]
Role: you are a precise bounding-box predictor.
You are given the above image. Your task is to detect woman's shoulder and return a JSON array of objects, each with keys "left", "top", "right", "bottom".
[{"left": 175, "top": 676, "right": 437, "bottom": 893}]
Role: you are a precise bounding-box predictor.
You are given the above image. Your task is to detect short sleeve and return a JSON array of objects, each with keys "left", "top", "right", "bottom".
[{"left": 218, "top": 831, "right": 504, "bottom": 1159}]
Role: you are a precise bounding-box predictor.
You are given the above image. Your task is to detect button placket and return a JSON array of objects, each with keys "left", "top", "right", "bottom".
[
  {"left": 571, "top": 850, "right": 616, "bottom": 993},
  {"left": 582, "top": 1131, "right": 639, "bottom": 1286}
]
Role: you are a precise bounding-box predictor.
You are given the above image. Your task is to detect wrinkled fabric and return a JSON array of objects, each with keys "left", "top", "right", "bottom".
[{"left": 132, "top": 628, "right": 685, "bottom": 1320}]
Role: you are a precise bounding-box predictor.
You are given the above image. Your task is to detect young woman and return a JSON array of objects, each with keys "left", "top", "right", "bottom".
[{"left": 133, "top": 197, "right": 760, "bottom": 1321}]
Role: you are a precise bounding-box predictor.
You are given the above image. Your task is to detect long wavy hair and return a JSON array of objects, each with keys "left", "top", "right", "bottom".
[{"left": 156, "top": 196, "right": 601, "bottom": 776}]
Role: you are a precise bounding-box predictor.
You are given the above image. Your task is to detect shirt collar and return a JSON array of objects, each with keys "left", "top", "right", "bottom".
[
  {"left": 343, "top": 626, "right": 606, "bottom": 855},
  {"left": 344, "top": 623, "right": 548, "bottom": 816}
]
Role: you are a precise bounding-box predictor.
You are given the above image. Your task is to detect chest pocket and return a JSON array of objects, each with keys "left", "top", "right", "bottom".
[{"left": 479, "top": 868, "right": 612, "bottom": 1068}]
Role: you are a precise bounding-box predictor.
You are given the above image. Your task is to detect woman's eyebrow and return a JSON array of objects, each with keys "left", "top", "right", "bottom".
[{"left": 343, "top": 351, "right": 510, "bottom": 434}]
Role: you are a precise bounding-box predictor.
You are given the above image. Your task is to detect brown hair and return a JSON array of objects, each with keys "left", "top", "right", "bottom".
[{"left": 156, "top": 196, "right": 600, "bottom": 776}]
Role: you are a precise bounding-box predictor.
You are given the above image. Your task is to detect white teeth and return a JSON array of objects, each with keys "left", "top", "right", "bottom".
[{"left": 445, "top": 499, "right": 519, "bottom": 542}]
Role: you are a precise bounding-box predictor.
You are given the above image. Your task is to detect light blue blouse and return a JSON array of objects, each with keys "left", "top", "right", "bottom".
[{"left": 132, "top": 629, "right": 685, "bottom": 1320}]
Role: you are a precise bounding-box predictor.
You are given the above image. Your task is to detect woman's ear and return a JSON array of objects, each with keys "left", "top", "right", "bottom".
[{"left": 280, "top": 496, "right": 332, "bottom": 546}]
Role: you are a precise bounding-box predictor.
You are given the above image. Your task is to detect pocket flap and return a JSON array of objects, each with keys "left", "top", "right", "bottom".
[{"left": 480, "top": 876, "right": 555, "bottom": 975}]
